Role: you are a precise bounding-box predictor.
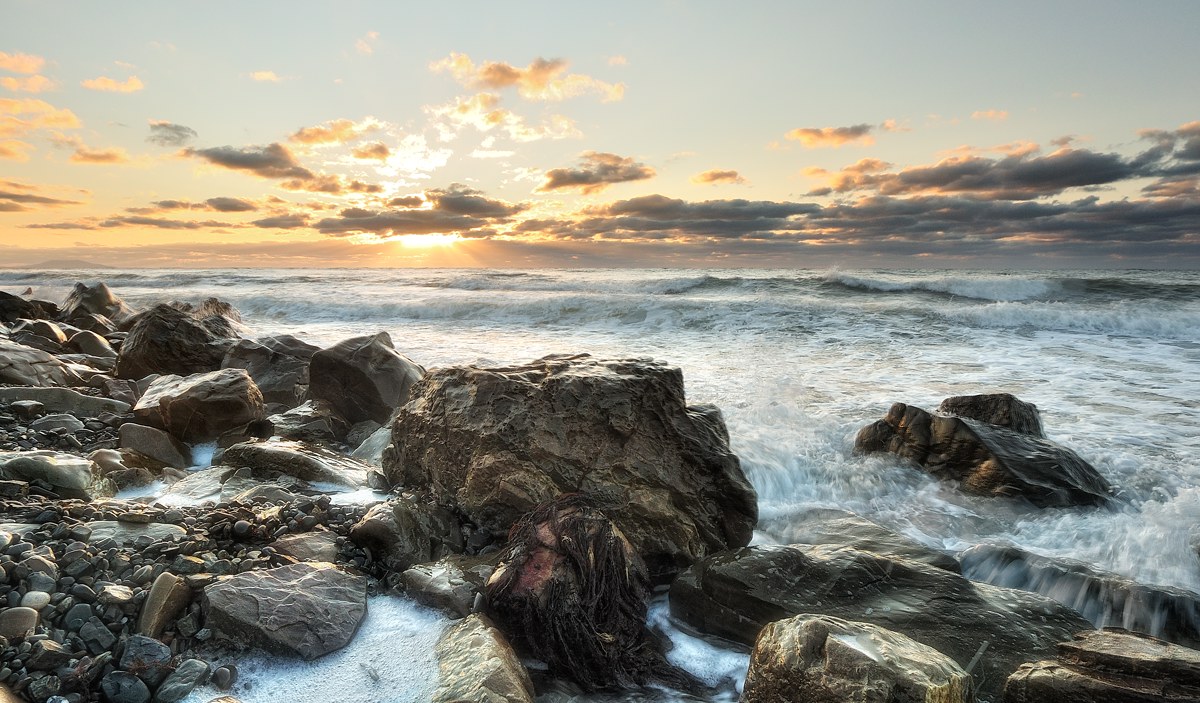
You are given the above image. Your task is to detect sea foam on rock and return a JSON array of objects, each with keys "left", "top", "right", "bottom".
[{"left": 382, "top": 353, "right": 758, "bottom": 582}]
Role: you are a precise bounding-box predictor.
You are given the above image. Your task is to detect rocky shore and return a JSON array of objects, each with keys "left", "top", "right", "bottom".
[{"left": 0, "top": 281, "right": 1198, "bottom": 703}]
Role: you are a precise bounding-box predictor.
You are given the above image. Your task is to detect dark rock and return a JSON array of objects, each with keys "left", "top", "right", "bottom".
[
  {"left": 0, "top": 387, "right": 130, "bottom": 416},
  {"left": 742, "top": 615, "right": 973, "bottom": 703},
  {"left": 115, "top": 303, "right": 240, "bottom": 380},
  {"left": 265, "top": 401, "right": 349, "bottom": 444},
  {"left": 8, "top": 400, "right": 45, "bottom": 421},
  {"left": 349, "top": 498, "right": 463, "bottom": 572},
  {"left": 0, "top": 339, "right": 84, "bottom": 387},
  {"left": 120, "top": 635, "right": 172, "bottom": 687},
  {"left": 938, "top": 392, "right": 1045, "bottom": 437},
  {"left": 132, "top": 369, "right": 264, "bottom": 443},
  {"left": 382, "top": 354, "right": 757, "bottom": 582},
  {"left": 60, "top": 282, "right": 135, "bottom": 325},
  {"left": 308, "top": 332, "right": 424, "bottom": 425},
  {"left": 670, "top": 544, "right": 1093, "bottom": 703},
  {"left": 0, "top": 607, "right": 37, "bottom": 639},
  {"left": 432, "top": 614, "right": 534, "bottom": 703},
  {"left": 759, "top": 508, "right": 959, "bottom": 572},
  {"left": 962, "top": 543, "right": 1200, "bottom": 648},
  {"left": 1004, "top": 629, "right": 1200, "bottom": 703},
  {"left": 210, "top": 665, "right": 236, "bottom": 691},
  {"left": 24, "top": 640, "right": 71, "bottom": 671},
  {"left": 26, "top": 320, "right": 68, "bottom": 344},
  {"left": 203, "top": 562, "right": 367, "bottom": 660},
  {"left": 100, "top": 671, "right": 150, "bottom": 703},
  {"left": 29, "top": 414, "right": 84, "bottom": 433},
  {"left": 0, "top": 291, "right": 56, "bottom": 324},
  {"left": 152, "top": 659, "right": 210, "bottom": 703},
  {"left": 118, "top": 424, "right": 191, "bottom": 469},
  {"left": 68, "top": 330, "right": 117, "bottom": 359},
  {"left": 221, "top": 336, "right": 317, "bottom": 412},
  {"left": 855, "top": 402, "right": 1111, "bottom": 507}
]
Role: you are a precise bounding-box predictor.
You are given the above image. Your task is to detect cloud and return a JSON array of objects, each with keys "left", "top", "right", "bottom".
[
  {"left": 205, "top": 196, "right": 257, "bottom": 212},
  {"left": 351, "top": 141, "right": 390, "bottom": 160},
  {"left": 538, "top": 151, "right": 655, "bottom": 194},
  {"left": 26, "top": 215, "right": 233, "bottom": 230},
  {"left": 355, "top": 31, "right": 379, "bottom": 55},
  {"left": 251, "top": 71, "right": 282, "bottom": 83},
  {"left": 80, "top": 75, "right": 144, "bottom": 93},
  {"left": 289, "top": 118, "right": 382, "bottom": 146},
  {"left": 312, "top": 184, "right": 523, "bottom": 238},
  {"left": 387, "top": 195, "right": 424, "bottom": 208},
  {"left": 972, "top": 109, "right": 1009, "bottom": 121},
  {"left": 251, "top": 214, "right": 308, "bottom": 228},
  {"left": 147, "top": 120, "right": 198, "bottom": 147},
  {"left": 0, "top": 180, "right": 83, "bottom": 211},
  {"left": 0, "top": 75, "right": 55, "bottom": 93},
  {"left": 0, "top": 139, "right": 33, "bottom": 161},
  {"left": 184, "top": 143, "right": 314, "bottom": 180},
  {"left": 51, "top": 133, "right": 131, "bottom": 164},
  {"left": 608, "top": 55, "right": 628, "bottom": 66},
  {"left": 425, "top": 184, "right": 526, "bottom": 217},
  {"left": 0, "top": 98, "right": 81, "bottom": 137},
  {"left": 784, "top": 124, "right": 876, "bottom": 148},
  {"left": 691, "top": 169, "right": 746, "bottom": 185},
  {"left": 431, "top": 53, "right": 624, "bottom": 102},
  {"left": 428, "top": 92, "right": 579, "bottom": 142},
  {"left": 0, "top": 52, "right": 44, "bottom": 74}
]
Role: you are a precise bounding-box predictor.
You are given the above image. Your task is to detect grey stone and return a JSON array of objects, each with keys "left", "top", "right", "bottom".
[
  {"left": 758, "top": 508, "right": 960, "bottom": 573},
  {"left": 8, "top": 399, "right": 44, "bottom": 420},
  {"left": 60, "top": 282, "right": 136, "bottom": 325},
  {"left": 152, "top": 658, "right": 211, "bottom": 703},
  {"left": 80, "top": 616, "right": 116, "bottom": 654},
  {"left": 308, "top": 332, "right": 424, "bottom": 424},
  {"left": 100, "top": 671, "right": 150, "bottom": 703},
  {"left": 20, "top": 591, "right": 51, "bottom": 610},
  {"left": 120, "top": 634, "right": 172, "bottom": 687},
  {"left": 119, "top": 423, "right": 191, "bottom": 469},
  {"left": 68, "top": 330, "right": 117, "bottom": 358},
  {"left": 350, "top": 498, "right": 463, "bottom": 572},
  {"left": 403, "top": 555, "right": 495, "bottom": 618},
  {"left": 115, "top": 302, "right": 242, "bottom": 380},
  {"left": 25, "top": 640, "right": 72, "bottom": 671},
  {"left": 0, "top": 338, "right": 83, "bottom": 387},
  {"left": 271, "top": 531, "right": 340, "bottom": 563},
  {"left": 84, "top": 520, "right": 187, "bottom": 545},
  {"left": 218, "top": 439, "right": 369, "bottom": 487},
  {"left": 64, "top": 603, "right": 93, "bottom": 631},
  {"left": 29, "top": 413, "right": 85, "bottom": 433},
  {"left": 266, "top": 400, "right": 349, "bottom": 444},
  {"left": 0, "top": 451, "right": 99, "bottom": 495},
  {"left": 0, "top": 606, "right": 38, "bottom": 639},
  {"left": 221, "top": 336, "right": 316, "bottom": 411},
  {"left": 0, "top": 386, "right": 130, "bottom": 415}
]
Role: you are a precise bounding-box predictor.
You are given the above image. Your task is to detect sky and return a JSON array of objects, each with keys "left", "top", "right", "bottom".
[{"left": 2, "top": 1, "right": 1199, "bottom": 269}]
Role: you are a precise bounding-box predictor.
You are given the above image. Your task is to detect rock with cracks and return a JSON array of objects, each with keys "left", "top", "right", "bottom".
[
  {"left": 432, "top": 614, "right": 534, "bottom": 703},
  {"left": 383, "top": 354, "right": 758, "bottom": 582},
  {"left": 133, "top": 369, "right": 264, "bottom": 443},
  {"left": 203, "top": 562, "right": 367, "bottom": 660},
  {"left": 742, "top": 615, "right": 973, "bottom": 703}
]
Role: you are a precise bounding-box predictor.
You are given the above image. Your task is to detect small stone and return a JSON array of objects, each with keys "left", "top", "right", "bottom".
[
  {"left": 0, "top": 607, "right": 38, "bottom": 639},
  {"left": 26, "top": 674, "right": 61, "bottom": 701},
  {"left": 9, "top": 400, "right": 45, "bottom": 421},
  {"left": 25, "top": 639, "right": 71, "bottom": 671},
  {"left": 19, "top": 592, "right": 51, "bottom": 610},
  {"left": 63, "top": 603, "right": 92, "bottom": 631},
  {"left": 120, "top": 635, "right": 172, "bottom": 687},
  {"left": 151, "top": 658, "right": 210, "bottom": 703},
  {"left": 97, "top": 585, "right": 134, "bottom": 605},
  {"left": 79, "top": 616, "right": 116, "bottom": 655},
  {"left": 211, "top": 664, "right": 237, "bottom": 691},
  {"left": 30, "top": 414, "right": 85, "bottom": 434},
  {"left": 231, "top": 520, "right": 252, "bottom": 538},
  {"left": 27, "top": 572, "right": 57, "bottom": 593},
  {"left": 100, "top": 670, "right": 150, "bottom": 703},
  {"left": 137, "top": 572, "right": 191, "bottom": 639}
]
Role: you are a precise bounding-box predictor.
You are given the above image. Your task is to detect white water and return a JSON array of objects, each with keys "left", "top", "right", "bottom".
[{"left": 7, "top": 267, "right": 1200, "bottom": 699}]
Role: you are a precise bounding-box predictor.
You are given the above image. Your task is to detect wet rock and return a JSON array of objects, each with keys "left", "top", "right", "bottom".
[
  {"left": 221, "top": 336, "right": 317, "bottom": 412},
  {"left": 670, "top": 544, "right": 1093, "bottom": 703},
  {"left": 962, "top": 543, "right": 1200, "bottom": 648},
  {"left": 266, "top": 400, "right": 350, "bottom": 444},
  {"left": 308, "top": 332, "right": 424, "bottom": 425},
  {"left": 855, "top": 402, "right": 1111, "bottom": 507},
  {"left": 68, "top": 329, "right": 117, "bottom": 359},
  {"left": 100, "top": 670, "right": 150, "bottom": 703},
  {"left": 271, "top": 530, "right": 340, "bottom": 563},
  {"left": 60, "top": 282, "right": 136, "bottom": 325},
  {"left": 742, "top": 614, "right": 973, "bottom": 703},
  {"left": 133, "top": 369, "right": 264, "bottom": 443},
  {"left": 115, "top": 303, "right": 239, "bottom": 380},
  {"left": 486, "top": 496, "right": 698, "bottom": 693},
  {"left": 0, "top": 386, "right": 130, "bottom": 415},
  {"left": 218, "top": 439, "right": 368, "bottom": 487},
  {"left": 152, "top": 658, "right": 211, "bottom": 703},
  {"left": 349, "top": 425, "right": 392, "bottom": 466},
  {"left": 0, "top": 451, "right": 110, "bottom": 498},
  {"left": 383, "top": 354, "right": 757, "bottom": 581},
  {"left": 26, "top": 319, "right": 69, "bottom": 344},
  {"left": 119, "top": 423, "right": 191, "bottom": 469},
  {"left": 349, "top": 498, "right": 463, "bottom": 572},
  {"left": 1004, "top": 629, "right": 1200, "bottom": 703},
  {"left": 937, "top": 392, "right": 1045, "bottom": 437},
  {"left": 403, "top": 555, "right": 495, "bottom": 618},
  {"left": 25, "top": 640, "right": 72, "bottom": 671},
  {"left": 760, "top": 508, "right": 960, "bottom": 572},
  {"left": 0, "top": 338, "right": 84, "bottom": 387},
  {"left": 211, "top": 665, "right": 237, "bottom": 691},
  {"left": 120, "top": 635, "right": 173, "bottom": 687},
  {"left": 203, "top": 562, "right": 367, "bottom": 660},
  {"left": 432, "top": 614, "right": 534, "bottom": 703},
  {"left": 0, "top": 290, "right": 56, "bottom": 324},
  {"left": 85, "top": 520, "right": 187, "bottom": 545}
]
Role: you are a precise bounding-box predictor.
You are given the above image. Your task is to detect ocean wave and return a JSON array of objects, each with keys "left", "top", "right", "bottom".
[{"left": 822, "top": 270, "right": 1062, "bottom": 302}]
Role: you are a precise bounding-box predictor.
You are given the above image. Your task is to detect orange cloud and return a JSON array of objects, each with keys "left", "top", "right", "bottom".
[
  {"left": 50, "top": 133, "right": 131, "bottom": 164},
  {"left": 0, "top": 52, "right": 44, "bottom": 74},
  {"left": 0, "top": 75, "right": 56, "bottom": 93},
  {"left": 971, "top": 109, "right": 1009, "bottom": 121},
  {"left": 431, "top": 52, "right": 624, "bottom": 102},
  {"left": 289, "top": 117, "right": 382, "bottom": 146},
  {"left": 0, "top": 139, "right": 34, "bottom": 161},
  {"left": 428, "top": 93, "right": 579, "bottom": 142},
  {"left": 351, "top": 141, "right": 390, "bottom": 160},
  {"left": 81, "top": 75, "right": 144, "bottom": 93},
  {"left": 538, "top": 151, "right": 655, "bottom": 194},
  {"left": 250, "top": 71, "right": 282, "bottom": 83},
  {"left": 355, "top": 31, "right": 379, "bottom": 55},
  {"left": 785, "top": 124, "right": 875, "bottom": 148},
  {"left": 0, "top": 98, "right": 81, "bottom": 137},
  {"left": 691, "top": 169, "right": 746, "bottom": 185}
]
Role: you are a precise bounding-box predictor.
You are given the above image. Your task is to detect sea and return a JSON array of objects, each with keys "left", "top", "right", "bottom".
[{"left": 3, "top": 267, "right": 1199, "bottom": 702}]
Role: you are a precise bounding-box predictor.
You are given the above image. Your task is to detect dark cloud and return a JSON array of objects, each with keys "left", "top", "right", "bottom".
[
  {"left": 137, "top": 197, "right": 257, "bottom": 213},
  {"left": 250, "top": 214, "right": 308, "bottom": 229},
  {"left": 147, "top": 121, "right": 198, "bottom": 147},
  {"left": 0, "top": 185, "right": 82, "bottom": 210},
  {"left": 387, "top": 195, "right": 425, "bottom": 208},
  {"left": 426, "top": 184, "right": 525, "bottom": 217},
  {"left": 538, "top": 152, "right": 655, "bottom": 194},
  {"left": 314, "top": 209, "right": 484, "bottom": 237},
  {"left": 184, "top": 143, "right": 313, "bottom": 180},
  {"left": 205, "top": 197, "right": 257, "bottom": 212},
  {"left": 25, "top": 216, "right": 232, "bottom": 230}
]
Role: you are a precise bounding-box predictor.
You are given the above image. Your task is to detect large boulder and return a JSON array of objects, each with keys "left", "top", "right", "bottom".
[
  {"left": 267, "top": 400, "right": 350, "bottom": 444},
  {"left": 1004, "top": 629, "right": 1200, "bottom": 703},
  {"left": 203, "top": 562, "right": 367, "bottom": 660},
  {"left": 382, "top": 354, "right": 758, "bottom": 581},
  {"left": 308, "top": 332, "right": 424, "bottom": 425},
  {"left": 938, "top": 392, "right": 1045, "bottom": 437},
  {"left": 0, "top": 338, "right": 84, "bottom": 386},
  {"left": 432, "top": 614, "right": 534, "bottom": 703},
  {"left": 133, "top": 369, "right": 264, "bottom": 443},
  {"left": 962, "top": 543, "right": 1200, "bottom": 648},
  {"left": 0, "top": 291, "right": 56, "bottom": 324},
  {"left": 218, "top": 439, "right": 369, "bottom": 487},
  {"left": 855, "top": 402, "right": 1111, "bottom": 507},
  {"left": 742, "top": 615, "right": 973, "bottom": 703},
  {"left": 221, "top": 335, "right": 318, "bottom": 412},
  {"left": 59, "top": 282, "right": 135, "bottom": 325},
  {"left": 670, "top": 544, "right": 1093, "bottom": 703},
  {"left": 115, "top": 303, "right": 242, "bottom": 380},
  {"left": 0, "top": 451, "right": 112, "bottom": 499}
]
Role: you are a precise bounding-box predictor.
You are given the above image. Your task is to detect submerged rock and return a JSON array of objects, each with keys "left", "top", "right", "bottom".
[
  {"left": 670, "top": 544, "right": 1093, "bottom": 703},
  {"left": 383, "top": 354, "right": 758, "bottom": 581},
  {"left": 759, "top": 508, "right": 960, "bottom": 572},
  {"left": 742, "top": 614, "right": 973, "bottom": 703},
  {"left": 203, "top": 562, "right": 367, "bottom": 660},
  {"left": 855, "top": 401, "right": 1111, "bottom": 507},
  {"left": 1004, "top": 629, "right": 1200, "bottom": 703},
  {"left": 962, "top": 543, "right": 1200, "bottom": 648},
  {"left": 308, "top": 332, "right": 425, "bottom": 424},
  {"left": 133, "top": 369, "right": 264, "bottom": 443}
]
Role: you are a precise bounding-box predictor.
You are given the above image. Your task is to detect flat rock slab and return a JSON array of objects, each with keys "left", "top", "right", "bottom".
[
  {"left": 86, "top": 520, "right": 188, "bottom": 545},
  {"left": 0, "top": 338, "right": 84, "bottom": 387},
  {"left": 204, "top": 562, "right": 367, "bottom": 660},
  {"left": 219, "top": 439, "right": 369, "bottom": 487}
]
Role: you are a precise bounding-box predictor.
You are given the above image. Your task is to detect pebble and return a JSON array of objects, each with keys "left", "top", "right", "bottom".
[
  {"left": 0, "top": 607, "right": 38, "bottom": 639},
  {"left": 20, "top": 591, "right": 51, "bottom": 610},
  {"left": 211, "top": 664, "right": 237, "bottom": 691}
]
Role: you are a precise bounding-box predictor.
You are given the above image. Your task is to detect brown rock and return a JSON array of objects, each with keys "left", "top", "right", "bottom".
[
  {"left": 432, "top": 614, "right": 534, "bottom": 703},
  {"left": 133, "top": 369, "right": 264, "bottom": 443},
  {"left": 116, "top": 303, "right": 241, "bottom": 380},
  {"left": 308, "top": 332, "right": 424, "bottom": 424},
  {"left": 0, "top": 338, "right": 84, "bottom": 387},
  {"left": 938, "top": 392, "right": 1045, "bottom": 437},
  {"left": 138, "top": 572, "right": 192, "bottom": 638},
  {"left": 120, "top": 423, "right": 192, "bottom": 469}
]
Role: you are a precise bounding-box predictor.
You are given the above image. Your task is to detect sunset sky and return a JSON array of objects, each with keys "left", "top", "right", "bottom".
[{"left": 2, "top": 1, "right": 1199, "bottom": 268}]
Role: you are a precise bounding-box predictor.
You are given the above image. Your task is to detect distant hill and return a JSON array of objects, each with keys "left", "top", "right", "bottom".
[{"left": 6, "top": 259, "right": 116, "bottom": 270}]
